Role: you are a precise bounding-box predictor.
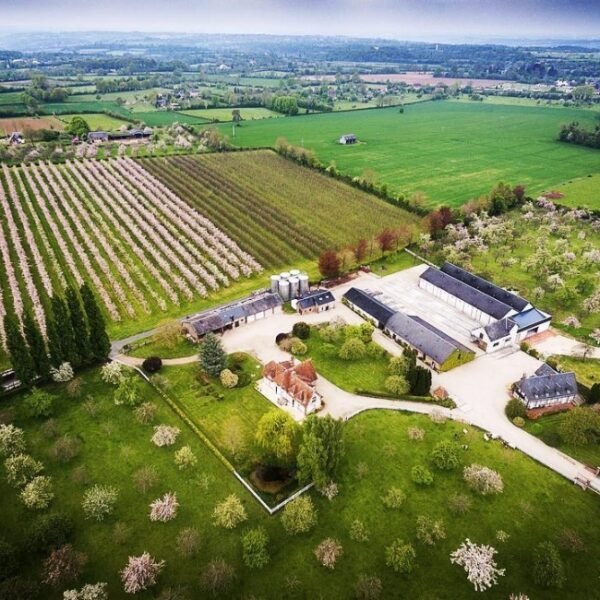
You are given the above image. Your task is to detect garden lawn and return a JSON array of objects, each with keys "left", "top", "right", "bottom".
[
  {"left": 551, "top": 174, "right": 600, "bottom": 210},
  {"left": 218, "top": 101, "right": 600, "bottom": 207},
  {"left": 128, "top": 334, "right": 198, "bottom": 360},
  {"left": 551, "top": 355, "right": 600, "bottom": 390},
  {"left": 1, "top": 374, "right": 599, "bottom": 598}
]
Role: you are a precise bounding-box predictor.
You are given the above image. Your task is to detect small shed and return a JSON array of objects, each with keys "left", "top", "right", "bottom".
[
  {"left": 339, "top": 133, "right": 357, "bottom": 145},
  {"left": 9, "top": 132, "right": 24, "bottom": 145}
]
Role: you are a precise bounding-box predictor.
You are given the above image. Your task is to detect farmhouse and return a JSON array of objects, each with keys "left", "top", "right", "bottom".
[
  {"left": 182, "top": 291, "right": 282, "bottom": 341},
  {"left": 513, "top": 364, "right": 578, "bottom": 411},
  {"left": 262, "top": 359, "right": 323, "bottom": 417},
  {"left": 338, "top": 133, "right": 357, "bottom": 144},
  {"left": 342, "top": 287, "right": 395, "bottom": 329},
  {"left": 292, "top": 289, "right": 335, "bottom": 315}
]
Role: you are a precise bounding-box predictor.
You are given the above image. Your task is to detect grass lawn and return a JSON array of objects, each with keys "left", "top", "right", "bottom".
[
  {"left": 128, "top": 334, "right": 198, "bottom": 359},
  {"left": 130, "top": 111, "right": 210, "bottom": 127},
  {"left": 180, "top": 107, "right": 281, "bottom": 122},
  {"left": 550, "top": 356, "right": 600, "bottom": 390},
  {"left": 367, "top": 249, "right": 423, "bottom": 276},
  {"left": 218, "top": 101, "right": 600, "bottom": 207},
  {"left": 550, "top": 174, "right": 600, "bottom": 210},
  {"left": 56, "top": 113, "right": 128, "bottom": 131},
  {"left": 1, "top": 371, "right": 599, "bottom": 598}
]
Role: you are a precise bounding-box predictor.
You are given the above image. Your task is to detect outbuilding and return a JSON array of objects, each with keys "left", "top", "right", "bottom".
[
  {"left": 292, "top": 289, "right": 335, "bottom": 315},
  {"left": 338, "top": 133, "right": 357, "bottom": 145}
]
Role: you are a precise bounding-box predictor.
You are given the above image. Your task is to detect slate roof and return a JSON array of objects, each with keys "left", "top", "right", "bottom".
[
  {"left": 511, "top": 308, "right": 551, "bottom": 332},
  {"left": 420, "top": 267, "right": 514, "bottom": 320},
  {"left": 385, "top": 312, "right": 473, "bottom": 366},
  {"left": 184, "top": 291, "right": 282, "bottom": 336},
  {"left": 343, "top": 288, "right": 395, "bottom": 325},
  {"left": 297, "top": 289, "right": 335, "bottom": 310},
  {"left": 483, "top": 318, "right": 516, "bottom": 341},
  {"left": 535, "top": 363, "right": 558, "bottom": 377},
  {"left": 516, "top": 371, "right": 577, "bottom": 404},
  {"left": 440, "top": 262, "right": 530, "bottom": 312}
]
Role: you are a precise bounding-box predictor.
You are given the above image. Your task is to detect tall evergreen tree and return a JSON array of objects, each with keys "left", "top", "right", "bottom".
[
  {"left": 3, "top": 312, "right": 35, "bottom": 386},
  {"left": 51, "top": 295, "right": 75, "bottom": 367},
  {"left": 65, "top": 287, "right": 91, "bottom": 367},
  {"left": 80, "top": 283, "right": 110, "bottom": 363},
  {"left": 198, "top": 333, "right": 227, "bottom": 377},
  {"left": 44, "top": 304, "right": 63, "bottom": 368},
  {"left": 22, "top": 310, "right": 50, "bottom": 381}
]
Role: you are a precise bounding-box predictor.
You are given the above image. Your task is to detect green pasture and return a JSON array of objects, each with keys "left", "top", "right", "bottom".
[
  {"left": 181, "top": 107, "right": 281, "bottom": 122},
  {"left": 218, "top": 101, "right": 600, "bottom": 206},
  {"left": 57, "top": 113, "right": 128, "bottom": 131},
  {"left": 551, "top": 174, "right": 600, "bottom": 210}
]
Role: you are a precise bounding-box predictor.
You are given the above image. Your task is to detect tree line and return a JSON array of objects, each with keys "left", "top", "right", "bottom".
[{"left": 558, "top": 121, "right": 600, "bottom": 150}]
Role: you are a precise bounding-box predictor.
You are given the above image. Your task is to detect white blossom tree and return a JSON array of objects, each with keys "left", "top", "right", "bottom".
[
  {"left": 151, "top": 425, "right": 180, "bottom": 447},
  {"left": 63, "top": 582, "right": 108, "bottom": 600},
  {"left": 450, "top": 538, "right": 505, "bottom": 591},
  {"left": 101, "top": 362, "right": 125, "bottom": 385},
  {"left": 0, "top": 424, "right": 26, "bottom": 457},
  {"left": 149, "top": 492, "right": 179, "bottom": 522},
  {"left": 314, "top": 538, "right": 343, "bottom": 569},
  {"left": 51, "top": 362, "right": 75, "bottom": 383},
  {"left": 463, "top": 464, "right": 504, "bottom": 495}
]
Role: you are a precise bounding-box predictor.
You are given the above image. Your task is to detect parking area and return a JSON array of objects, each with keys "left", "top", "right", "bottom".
[{"left": 351, "top": 265, "right": 482, "bottom": 351}]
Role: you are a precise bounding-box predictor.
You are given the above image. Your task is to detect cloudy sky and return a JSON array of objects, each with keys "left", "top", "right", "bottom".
[{"left": 1, "top": 0, "right": 599, "bottom": 40}]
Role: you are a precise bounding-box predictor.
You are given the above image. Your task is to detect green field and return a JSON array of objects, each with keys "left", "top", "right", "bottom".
[
  {"left": 139, "top": 150, "right": 421, "bottom": 268},
  {"left": 551, "top": 174, "right": 600, "bottom": 210},
  {"left": 181, "top": 107, "right": 281, "bottom": 122},
  {"left": 218, "top": 101, "right": 600, "bottom": 207},
  {"left": 57, "top": 113, "right": 128, "bottom": 131},
  {"left": 130, "top": 111, "right": 209, "bottom": 127},
  {"left": 1, "top": 367, "right": 599, "bottom": 598}
]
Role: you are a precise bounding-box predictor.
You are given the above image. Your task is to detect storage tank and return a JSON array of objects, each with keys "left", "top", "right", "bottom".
[
  {"left": 289, "top": 276, "right": 300, "bottom": 298},
  {"left": 290, "top": 269, "right": 300, "bottom": 277},
  {"left": 280, "top": 271, "right": 290, "bottom": 280},
  {"left": 270, "top": 275, "right": 280, "bottom": 294},
  {"left": 299, "top": 274, "right": 309, "bottom": 294},
  {"left": 278, "top": 279, "right": 290, "bottom": 301}
]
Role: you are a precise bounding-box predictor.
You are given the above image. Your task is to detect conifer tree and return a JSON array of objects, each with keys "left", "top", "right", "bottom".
[
  {"left": 198, "top": 333, "right": 227, "bottom": 377},
  {"left": 22, "top": 310, "right": 50, "bottom": 381},
  {"left": 51, "top": 295, "right": 76, "bottom": 367},
  {"left": 44, "top": 304, "right": 63, "bottom": 368},
  {"left": 3, "top": 312, "right": 35, "bottom": 386},
  {"left": 65, "top": 287, "right": 91, "bottom": 367},
  {"left": 80, "top": 283, "right": 110, "bottom": 363}
]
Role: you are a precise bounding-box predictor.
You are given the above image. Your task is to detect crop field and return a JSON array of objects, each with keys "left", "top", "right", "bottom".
[
  {"left": 0, "top": 158, "right": 262, "bottom": 347},
  {"left": 550, "top": 174, "right": 600, "bottom": 210},
  {"left": 140, "top": 150, "right": 421, "bottom": 268},
  {"left": 0, "top": 115, "right": 63, "bottom": 135},
  {"left": 130, "top": 111, "right": 210, "bottom": 127},
  {"left": 181, "top": 107, "right": 281, "bottom": 121},
  {"left": 219, "top": 101, "right": 600, "bottom": 207}
]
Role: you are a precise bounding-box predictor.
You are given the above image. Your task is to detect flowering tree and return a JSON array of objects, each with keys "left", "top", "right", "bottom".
[
  {"left": 21, "top": 475, "right": 54, "bottom": 509},
  {"left": 199, "top": 559, "right": 236, "bottom": 597},
  {"left": 450, "top": 538, "right": 505, "bottom": 591},
  {"left": 213, "top": 494, "right": 247, "bottom": 529},
  {"left": 149, "top": 492, "right": 179, "bottom": 522},
  {"left": 281, "top": 496, "right": 317, "bottom": 535},
  {"left": 174, "top": 446, "right": 197, "bottom": 470},
  {"left": 101, "top": 362, "right": 124, "bottom": 385},
  {"left": 42, "top": 544, "right": 87, "bottom": 587},
  {"left": 0, "top": 424, "right": 26, "bottom": 457},
  {"left": 219, "top": 369, "right": 239, "bottom": 388},
  {"left": 4, "top": 453, "right": 44, "bottom": 488},
  {"left": 314, "top": 538, "right": 343, "bottom": 569},
  {"left": 120, "top": 552, "right": 165, "bottom": 594},
  {"left": 415, "top": 515, "right": 446, "bottom": 546},
  {"left": 151, "top": 425, "right": 180, "bottom": 447},
  {"left": 51, "top": 362, "right": 75, "bottom": 383},
  {"left": 175, "top": 527, "right": 200, "bottom": 557},
  {"left": 82, "top": 485, "right": 118, "bottom": 521},
  {"left": 385, "top": 539, "right": 416, "bottom": 574},
  {"left": 63, "top": 582, "right": 108, "bottom": 600},
  {"left": 463, "top": 464, "right": 504, "bottom": 495}
]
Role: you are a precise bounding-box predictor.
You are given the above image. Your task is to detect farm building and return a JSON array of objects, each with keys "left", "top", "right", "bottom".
[
  {"left": 513, "top": 364, "right": 578, "bottom": 411},
  {"left": 182, "top": 291, "right": 282, "bottom": 341},
  {"left": 292, "top": 289, "right": 335, "bottom": 315},
  {"left": 262, "top": 359, "right": 323, "bottom": 417},
  {"left": 338, "top": 133, "right": 357, "bottom": 144},
  {"left": 88, "top": 131, "right": 109, "bottom": 143},
  {"left": 9, "top": 131, "right": 24, "bottom": 144},
  {"left": 384, "top": 312, "right": 475, "bottom": 372},
  {"left": 342, "top": 287, "right": 395, "bottom": 329}
]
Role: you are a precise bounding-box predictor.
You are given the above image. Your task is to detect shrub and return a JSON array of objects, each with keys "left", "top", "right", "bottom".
[
  {"left": 532, "top": 541, "right": 565, "bottom": 588},
  {"left": 431, "top": 440, "right": 460, "bottom": 470},
  {"left": 242, "top": 527, "right": 270, "bottom": 569},
  {"left": 41, "top": 418, "right": 59, "bottom": 439},
  {"left": 134, "top": 402, "right": 157, "bottom": 425},
  {"left": 51, "top": 362, "right": 74, "bottom": 383},
  {"left": 411, "top": 465, "right": 434, "bottom": 486},
  {"left": 133, "top": 466, "right": 159, "bottom": 494},
  {"left": 558, "top": 528, "right": 585, "bottom": 553},
  {"left": 152, "top": 425, "right": 180, "bottom": 447},
  {"left": 100, "top": 362, "right": 124, "bottom": 385},
  {"left": 513, "top": 416, "right": 525, "bottom": 427},
  {"left": 21, "top": 475, "right": 54, "bottom": 509},
  {"left": 42, "top": 544, "right": 87, "bottom": 587},
  {"left": 82, "top": 485, "right": 118, "bottom": 521},
  {"left": 149, "top": 492, "right": 179, "bottom": 522},
  {"left": 349, "top": 518, "right": 370, "bottom": 543},
  {"left": 112, "top": 522, "right": 132, "bottom": 546},
  {"left": 558, "top": 407, "right": 600, "bottom": 446},
  {"left": 339, "top": 337, "right": 366, "bottom": 360},
  {"left": 275, "top": 332, "right": 289, "bottom": 346},
  {"left": 381, "top": 486, "right": 405, "bottom": 509},
  {"left": 114, "top": 377, "right": 142, "bottom": 407},
  {"left": 199, "top": 559, "right": 236, "bottom": 597},
  {"left": 27, "top": 513, "right": 74, "bottom": 553},
  {"left": 174, "top": 446, "right": 197, "bottom": 470},
  {"left": 496, "top": 530, "right": 510, "bottom": 543},
  {"left": 385, "top": 539, "right": 416, "bottom": 574},
  {"left": 24, "top": 389, "right": 53, "bottom": 418},
  {"left": 292, "top": 322, "right": 311, "bottom": 340},
  {"left": 52, "top": 435, "right": 81, "bottom": 463},
  {"left": 142, "top": 356, "right": 162, "bottom": 373},
  {"left": 415, "top": 515, "right": 446, "bottom": 546},
  {"left": 281, "top": 496, "right": 317, "bottom": 535},
  {"left": 4, "top": 454, "right": 43, "bottom": 488},
  {"left": 354, "top": 574, "right": 382, "bottom": 599},
  {"left": 319, "top": 325, "right": 341, "bottom": 343},
  {"left": 219, "top": 369, "right": 239, "bottom": 388},
  {"left": 463, "top": 464, "right": 504, "bottom": 495},
  {"left": 388, "top": 355, "right": 410, "bottom": 376},
  {"left": 506, "top": 397, "right": 527, "bottom": 420},
  {"left": 366, "top": 342, "right": 385, "bottom": 358},
  {"left": 450, "top": 538, "right": 505, "bottom": 592},
  {"left": 384, "top": 375, "right": 410, "bottom": 396},
  {"left": 314, "top": 538, "right": 343, "bottom": 569},
  {"left": 120, "top": 552, "right": 165, "bottom": 594},
  {"left": 407, "top": 427, "right": 425, "bottom": 441},
  {"left": 290, "top": 339, "right": 308, "bottom": 356},
  {"left": 63, "top": 582, "right": 108, "bottom": 600},
  {"left": 0, "top": 423, "right": 25, "bottom": 456},
  {"left": 212, "top": 494, "right": 247, "bottom": 529},
  {"left": 448, "top": 493, "right": 472, "bottom": 515},
  {"left": 175, "top": 528, "right": 200, "bottom": 557}
]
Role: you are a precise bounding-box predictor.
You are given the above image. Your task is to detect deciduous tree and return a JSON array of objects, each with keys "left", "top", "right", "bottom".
[
  {"left": 255, "top": 411, "right": 299, "bottom": 464},
  {"left": 318, "top": 250, "right": 341, "bottom": 279}
]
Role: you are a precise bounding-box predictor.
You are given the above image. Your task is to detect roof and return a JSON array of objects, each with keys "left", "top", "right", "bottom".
[
  {"left": 385, "top": 311, "right": 473, "bottom": 366},
  {"left": 184, "top": 291, "right": 282, "bottom": 336},
  {"left": 297, "top": 289, "right": 335, "bottom": 310},
  {"left": 341, "top": 133, "right": 356, "bottom": 138},
  {"left": 516, "top": 371, "right": 577, "bottom": 403},
  {"left": 88, "top": 131, "right": 108, "bottom": 138},
  {"left": 420, "top": 267, "right": 514, "bottom": 320},
  {"left": 263, "top": 359, "right": 318, "bottom": 407},
  {"left": 433, "top": 386, "right": 449, "bottom": 399},
  {"left": 343, "top": 288, "right": 396, "bottom": 325},
  {"left": 511, "top": 308, "right": 552, "bottom": 332},
  {"left": 483, "top": 318, "right": 516, "bottom": 342},
  {"left": 440, "top": 262, "right": 530, "bottom": 312},
  {"left": 535, "top": 363, "right": 557, "bottom": 377}
]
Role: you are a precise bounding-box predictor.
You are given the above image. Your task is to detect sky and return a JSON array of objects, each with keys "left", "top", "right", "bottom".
[{"left": 1, "top": 0, "right": 600, "bottom": 41}]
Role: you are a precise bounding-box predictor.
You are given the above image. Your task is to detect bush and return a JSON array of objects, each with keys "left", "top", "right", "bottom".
[
  {"left": 314, "top": 538, "right": 343, "bottom": 569},
  {"left": 290, "top": 339, "right": 308, "bottom": 356},
  {"left": 175, "top": 527, "right": 200, "bottom": 557},
  {"left": 532, "top": 541, "right": 565, "bottom": 588},
  {"left": 292, "top": 322, "right": 311, "bottom": 340},
  {"left": 448, "top": 493, "right": 472, "bottom": 515},
  {"left": 339, "top": 337, "right": 367, "bottom": 360},
  {"left": 82, "top": 485, "right": 118, "bottom": 521},
  {"left": 236, "top": 371, "right": 251, "bottom": 387},
  {"left": 4, "top": 454, "right": 43, "bottom": 488},
  {"left": 275, "top": 332, "right": 289, "bottom": 346},
  {"left": 199, "top": 559, "right": 236, "bottom": 597},
  {"left": 463, "top": 464, "right": 504, "bottom": 495},
  {"left": 411, "top": 465, "right": 434, "bottom": 486},
  {"left": 21, "top": 475, "right": 54, "bottom": 509},
  {"left": 52, "top": 435, "right": 81, "bottom": 463},
  {"left": 384, "top": 375, "right": 410, "bottom": 396},
  {"left": 513, "top": 417, "right": 525, "bottom": 427},
  {"left": 558, "top": 528, "right": 585, "bottom": 553},
  {"left": 42, "top": 544, "right": 87, "bottom": 587},
  {"left": 506, "top": 398, "right": 527, "bottom": 420},
  {"left": 242, "top": 527, "right": 270, "bottom": 569},
  {"left": 24, "top": 389, "right": 54, "bottom": 418},
  {"left": 219, "top": 369, "right": 239, "bottom": 388},
  {"left": 385, "top": 539, "right": 416, "bottom": 574},
  {"left": 133, "top": 466, "right": 159, "bottom": 493},
  {"left": 430, "top": 440, "right": 461, "bottom": 470},
  {"left": 319, "top": 325, "right": 341, "bottom": 343},
  {"left": 212, "top": 494, "right": 247, "bottom": 529},
  {"left": 366, "top": 342, "right": 385, "bottom": 358},
  {"left": 281, "top": 496, "right": 317, "bottom": 535},
  {"left": 152, "top": 425, "right": 180, "bottom": 447},
  {"left": 142, "top": 356, "right": 162, "bottom": 373},
  {"left": 174, "top": 446, "right": 197, "bottom": 470},
  {"left": 388, "top": 355, "right": 410, "bottom": 376},
  {"left": 407, "top": 427, "right": 425, "bottom": 441},
  {"left": 135, "top": 402, "right": 157, "bottom": 425},
  {"left": 349, "top": 519, "right": 370, "bottom": 543},
  {"left": 415, "top": 515, "right": 446, "bottom": 546},
  {"left": 381, "top": 486, "right": 405, "bottom": 509},
  {"left": 27, "top": 513, "right": 74, "bottom": 553},
  {"left": 354, "top": 574, "right": 382, "bottom": 599}
]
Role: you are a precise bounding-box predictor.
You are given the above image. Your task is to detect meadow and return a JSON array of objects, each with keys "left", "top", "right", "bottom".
[
  {"left": 140, "top": 150, "right": 421, "bottom": 269},
  {"left": 550, "top": 174, "right": 600, "bottom": 210},
  {"left": 56, "top": 113, "right": 127, "bottom": 132},
  {"left": 0, "top": 116, "right": 63, "bottom": 135},
  {"left": 180, "top": 107, "right": 281, "bottom": 122},
  {"left": 1, "top": 366, "right": 599, "bottom": 598},
  {"left": 218, "top": 101, "right": 600, "bottom": 207}
]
